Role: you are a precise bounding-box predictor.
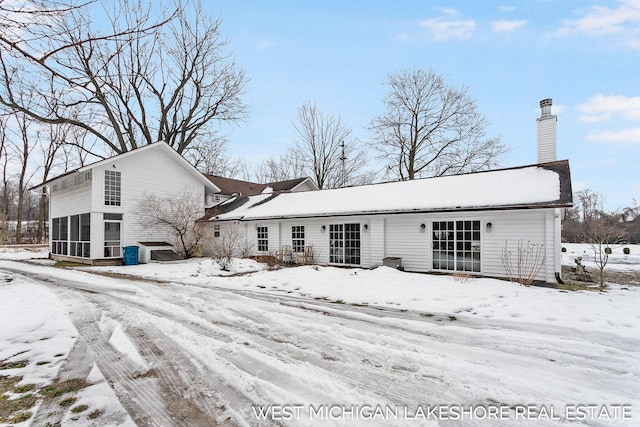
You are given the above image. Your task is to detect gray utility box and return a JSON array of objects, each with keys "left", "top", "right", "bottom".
[{"left": 382, "top": 257, "right": 404, "bottom": 271}]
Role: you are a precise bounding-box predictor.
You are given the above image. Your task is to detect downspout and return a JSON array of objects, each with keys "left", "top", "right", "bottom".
[{"left": 555, "top": 207, "right": 564, "bottom": 284}]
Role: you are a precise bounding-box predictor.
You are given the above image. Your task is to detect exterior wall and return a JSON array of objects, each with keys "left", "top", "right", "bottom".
[
  {"left": 50, "top": 175, "right": 93, "bottom": 219},
  {"left": 383, "top": 214, "right": 430, "bottom": 272},
  {"left": 209, "top": 207, "right": 560, "bottom": 283},
  {"left": 476, "top": 209, "right": 553, "bottom": 282},
  {"left": 92, "top": 148, "right": 206, "bottom": 252}
]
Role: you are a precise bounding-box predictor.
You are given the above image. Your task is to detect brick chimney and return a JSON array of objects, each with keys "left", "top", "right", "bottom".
[{"left": 537, "top": 98, "right": 557, "bottom": 163}]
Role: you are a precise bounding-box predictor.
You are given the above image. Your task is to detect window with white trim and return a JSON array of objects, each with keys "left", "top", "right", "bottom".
[
  {"left": 257, "top": 226, "right": 268, "bottom": 252},
  {"left": 329, "top": 223, "right": 360, "bottom": 265},
  {"left": 292, "top": 226, "right": 305, "bottom": 253},
  {"left": 104, "top": 170, "right": 121, "bottom": 206},
  {"left": 432, "top": 220, "right": 481, "bottom": 272}
]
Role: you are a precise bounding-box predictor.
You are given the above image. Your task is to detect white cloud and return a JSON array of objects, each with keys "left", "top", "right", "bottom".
[
  {"left": 419, "top": 18, "right": 476, "bottom": 40},
  {"left": 586, "top": 128, "right": 640, "bottom": 144},
  {"left": 498, "top": 6, "right": 517, "bottom": 13},
  {"left": 557, "top": 0, "right": 640, "bottom": 46},
  {"left": 438, "top": 7, "right": 461, "bottom": 17},
  {"left": 551, "top": 104, "right": 567, "bottom": 115},
  {"left": 577, "top": 95, "right": 640, "bottom": 123},
  {"left": 492, "top": 19, "right": 527, "bottom": 32}
]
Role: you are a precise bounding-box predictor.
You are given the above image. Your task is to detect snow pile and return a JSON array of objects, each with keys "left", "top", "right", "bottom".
[
  {"left": 85, "top": 256, "right": 267, "bottom": 280},
  {"left": 0, "top": 245, "right": 48, "bottom": 260}
]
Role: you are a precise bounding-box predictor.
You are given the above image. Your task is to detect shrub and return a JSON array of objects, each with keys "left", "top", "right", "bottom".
[
  {"left": 501, "top": 240, "right": 546, "bottom": 286},
  {"left": 605, "top": 247, "right": 612, "bottom": 255},
  {"left": 623, "top": 247, "right": 630, "bottom": 255},
  {"left": 561, "top": 247, "right": 567, "bottom": 252}
]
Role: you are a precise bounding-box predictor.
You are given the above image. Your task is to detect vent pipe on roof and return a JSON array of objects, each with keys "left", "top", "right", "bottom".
[{"left": 537, "top": 98, "right": 557, "bottom": 163}]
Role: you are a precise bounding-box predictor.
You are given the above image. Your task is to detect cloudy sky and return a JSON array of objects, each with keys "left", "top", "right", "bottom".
[{"left": 208, "top": 0, "right": 639, "bottom": 211}]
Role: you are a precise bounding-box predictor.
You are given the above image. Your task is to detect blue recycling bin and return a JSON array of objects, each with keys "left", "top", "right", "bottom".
[{"left": 122, "top": 245, "right": 139, "bottom": 266}]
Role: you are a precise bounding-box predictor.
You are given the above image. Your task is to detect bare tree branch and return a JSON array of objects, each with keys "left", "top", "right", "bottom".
[
  {"left": 370, "top": 68, "right": 508, "bottom": 180},
  {"left": 0, "top": 0, "right": 248, "bottom": 164}
]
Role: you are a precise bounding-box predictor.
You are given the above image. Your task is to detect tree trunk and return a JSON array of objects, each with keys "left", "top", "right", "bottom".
[{"left": 37, "top": 188, "right": 47, "bottom": 243}]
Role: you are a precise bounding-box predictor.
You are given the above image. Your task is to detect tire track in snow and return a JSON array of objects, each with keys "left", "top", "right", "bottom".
[
  {"left": 90, "top": 283, "right": 458, "bottom": 411},
  {"left": 16, "top": 275, "right": 206, "bottom": 427},
  {"left": 12, "top": 265, "right": 639, "bottom": 426},
  {"left": 60, "top": 288, "right": 179, "bottom": 427}
]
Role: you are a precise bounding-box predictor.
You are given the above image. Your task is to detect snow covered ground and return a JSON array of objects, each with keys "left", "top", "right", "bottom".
[
  {"left": 562, "top": 243, "right": 640, "bottom": 271},
  {"left": 0, "top": 245, "right": 638, "bottom": 426}
]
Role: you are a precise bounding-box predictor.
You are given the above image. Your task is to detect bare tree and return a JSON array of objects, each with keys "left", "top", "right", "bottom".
[
  {"left": 290, "top": 100, "right": 372, "bottom": 189},
  {"left": 210, "top": 224, "right": 251, "bottom": 271},
  {"left": 370, "top": 68, "right": 507, "bottom": 180},
  {"left": 8, "top": 112, "right": 38, "bottom": 243},
  {"left": 252, "top": 153, "right": 306, "bottom": 184},
  {"left": 34, "top": 123, "right": 82, "bottom": 242},
  {"left": 0, "top": 0, "right": 248, "bottom": 165},
  {"left": 137, "top": 189, "right": 207, "bottom": 258},
  {"left": 0, "top": 115, "right": 10, "bottom": 241},
  {"left": 587, "top": 213, "right": 626, "bottom": 289}
]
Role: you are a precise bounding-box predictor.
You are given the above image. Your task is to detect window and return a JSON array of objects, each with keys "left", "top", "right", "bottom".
[
  {"left": 74, "top": 170, "right": 91, "bottom": 186},
  {"left": 257, "top": 226, "right": 268, "bottom": 252},
  {"left": 214, "top": 224, "right": 220, "bottom": 238},
  {"left": 329, "top": 223, "right": 361, "bottom": 265},
  {"left": 69, "top": 213, "right": 91, "bottom": 258},
  {"left": 104, "top": 170, "right": 121, "bottom": 206},
  {"left": 432, "top": 220, "right": 481, "bottom": 272},
  {"left": 292, "top": 226, "right": 305, "bottom": 253},
  {"left": 51, "top": 216, "right": 68, "bottom": 255}
]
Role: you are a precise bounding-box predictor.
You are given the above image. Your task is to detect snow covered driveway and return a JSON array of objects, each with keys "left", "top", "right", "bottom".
[{"left": 1, "top": 259, "right": 639, "bottom": 426}]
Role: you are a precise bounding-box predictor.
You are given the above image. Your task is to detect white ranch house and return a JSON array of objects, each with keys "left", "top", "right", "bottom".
[
  {"left": 38, "top": 99, "right": 572, "bottom": 283},
  {"left": 202, "top": 160, "right": 572, "bottom": 283}
]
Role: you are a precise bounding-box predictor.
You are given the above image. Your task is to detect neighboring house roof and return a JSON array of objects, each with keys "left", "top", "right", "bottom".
[
  {"left": 32, "top": 141, "right": 220, "bottom": 193},
  {"left": 210, "top": 160, "right": 573, "bottom": 221},
  {"left": 203, "top": 175, "right": 317, "bottom": 197}
]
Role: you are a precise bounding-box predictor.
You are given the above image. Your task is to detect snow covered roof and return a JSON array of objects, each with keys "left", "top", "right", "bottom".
[{"left": 211, "top": 161, "right": 572, "bottom": 221}]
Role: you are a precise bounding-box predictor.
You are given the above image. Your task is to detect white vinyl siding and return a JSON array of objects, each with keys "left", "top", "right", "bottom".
[
  {"left": 384, "top": 215, "right": 430, "bottom": 272},
  {"left": 481, "top": 210, "right": 550, "bottom": 282},
  {"left": 93, "top": 147, "right": 206, "bottom": 249},
  {"left": 50, "top": 179, "right": 92, "bottom": 219}
]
